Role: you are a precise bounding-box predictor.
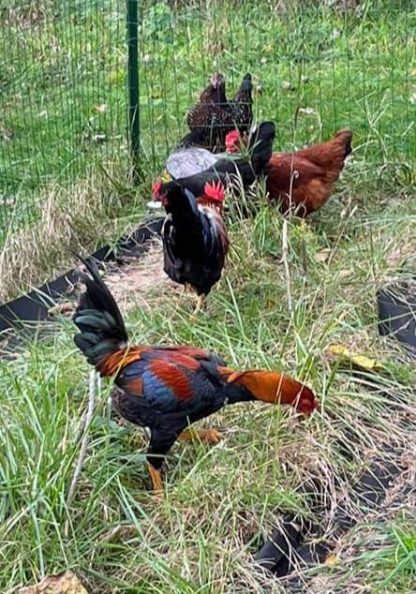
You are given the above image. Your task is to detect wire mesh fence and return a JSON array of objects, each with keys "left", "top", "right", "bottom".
[
  {"left": 139, "top": 0, "right": 415, "bottom": 165},
  {"left": 0, "top": 0, "right": 415, "bottom": 246},
  {"left": 0, "top": 0, "right": 127, "bottom": 243}
]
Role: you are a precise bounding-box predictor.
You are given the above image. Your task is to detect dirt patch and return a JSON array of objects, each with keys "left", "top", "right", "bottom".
[
  {"left": 46, "top": 239, "right": 181, "bottom": 320},
  {"left": 104, "top": 240, "right": 177, "bottom": 311}
]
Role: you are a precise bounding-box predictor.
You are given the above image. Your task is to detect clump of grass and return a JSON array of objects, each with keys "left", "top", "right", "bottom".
[{"left": 0, "top": 166, "right": 148, "bottom": 302}]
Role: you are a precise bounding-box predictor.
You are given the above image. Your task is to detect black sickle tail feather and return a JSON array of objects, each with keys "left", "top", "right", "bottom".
[
  {"left": 72, "top": 254, "right": 128, "bottom": 368},
  {"left": 247, "top": 121, "right": 276, "bottom": 175},
  {"left": 162, "top": 183, "right": 206, "bottom": 258},
  {"left": 234, "top": 73, "right": 252, "bottom": 102}
]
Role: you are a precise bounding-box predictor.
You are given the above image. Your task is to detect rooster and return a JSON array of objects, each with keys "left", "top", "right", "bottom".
[
  {"left": 153, "top": 180, "right": 229, "bottom": 311},
  {"left": 155, "top": 121, "right": 275, "bottom": 199},
  {"left": 227, "top": 129, "right": 353, "bottom": 216},
  {"left": 73, "top": 259, "right": 318, "bottom": 492}
]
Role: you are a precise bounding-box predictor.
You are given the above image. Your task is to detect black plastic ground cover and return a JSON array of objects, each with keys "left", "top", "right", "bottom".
[
  {"left": 255, "top": 446, "right": 405, "bottom": 582},
  {"left": 0, "top": 217, "right": 164, "bottom": 334},
  {"left": 254, "top": 284, "right": 415, "bottom": 579},
  {"left": 377, "top": 283, "right": 416, "bottom": 352},
  {"left": 255, "top": 368, "right": 409, "bottom": 581}
]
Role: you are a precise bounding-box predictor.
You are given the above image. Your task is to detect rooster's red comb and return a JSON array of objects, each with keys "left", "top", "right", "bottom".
[
  {"left": 225, "top": 129, "right": 242, "bottom": 153},
  {"left": 203, "top": 180, "right": 225, "bottom": 203}
]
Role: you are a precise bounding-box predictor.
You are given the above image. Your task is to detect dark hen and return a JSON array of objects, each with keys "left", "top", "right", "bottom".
[
  {"left": 181, "top": 72, "right": 234, "bottom": 151},
  {"left": 158, "top": 121, "right": 275, "bottom": 199}
]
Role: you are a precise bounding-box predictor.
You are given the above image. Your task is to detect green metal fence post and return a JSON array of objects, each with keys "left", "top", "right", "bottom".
[{"left": 127, "top": 0, "right": 140, "bottom": 182}]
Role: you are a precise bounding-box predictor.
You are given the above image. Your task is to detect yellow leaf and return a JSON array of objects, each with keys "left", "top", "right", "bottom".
[
  {"left": 325, "top": 552, "right": 339, "bottom": 567},
  {"left": 160, "top": 169, "right": 171, "bottom": 183},
  {"left": 92, "top": 103, "right": 107, "bottom": 114},
  {"left": 327, "top": 344, "right": 380, "bottom": 371}
]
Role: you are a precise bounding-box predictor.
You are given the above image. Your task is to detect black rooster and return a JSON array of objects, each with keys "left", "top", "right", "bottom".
[{"left": 154, "top": 180, "right": 229, "bottom": 310}]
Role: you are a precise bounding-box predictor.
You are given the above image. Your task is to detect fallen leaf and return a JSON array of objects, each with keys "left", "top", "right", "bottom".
[
  {"left": 281, "top": 80, "right": 296, "bottom": 91},
  {"left": 48, "top": 302, "right": 74, "bottom": 317},
  {"left": 324, "top": 552, "right": 339, "bottom": 567},
  {"left": 17, "top": 571, "right": 89, "bottom": 594},
  {"left": 1, "top": 127, "right": 14, "bottom": 140},
  {"left": 327, "top": 344, "right": 380, "bottom": 371},
  {"left": 92, "top": 103, "right": 107, "bottom": 113},
  {"left": 315, "top": 249, "right": 331, "bottom": 263}
]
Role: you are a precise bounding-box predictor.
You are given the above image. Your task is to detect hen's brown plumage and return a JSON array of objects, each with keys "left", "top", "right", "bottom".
[
  {"left": 184, "top": 72, "right": 234, "bottom": 151},
  {"left": 266, "top": 129, "right": 353, "bottom": 216}
]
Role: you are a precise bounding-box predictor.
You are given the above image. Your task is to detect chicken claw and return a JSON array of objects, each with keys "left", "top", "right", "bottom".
[
  {"left": 193, "top": 295, "right": 205, "bottom": 315},
  {"left": 178, "top": 428, "right": 223, "bottom": 444}
]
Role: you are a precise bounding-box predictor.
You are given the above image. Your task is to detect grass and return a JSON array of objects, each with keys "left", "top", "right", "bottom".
[
  {"left": 0, "top": 173, "right": 415, "bottom": 592},
  {"left": 0, "top": 0, "right": 415, "bottom": 249},
  {"left": 0, "top": 1, "right": 416, "bottom": 593}
]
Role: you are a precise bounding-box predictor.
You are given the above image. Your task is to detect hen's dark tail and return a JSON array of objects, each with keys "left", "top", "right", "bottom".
[
  {"left": 73, "top": 256, "right": 129, "bottom": 374},
  {"left": 247, "top": 121, "right": 276, "bottom": 174},
  {"left": 233, "top": 73, "right": 253, "bottom": 102}
]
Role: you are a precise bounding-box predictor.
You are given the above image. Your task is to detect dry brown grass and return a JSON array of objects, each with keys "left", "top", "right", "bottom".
[{"left": 0, "top": 171, "right": 144, "bottom": 304}]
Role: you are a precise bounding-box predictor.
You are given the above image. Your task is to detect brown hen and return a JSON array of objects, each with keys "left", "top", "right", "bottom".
[{"left": 266, "top": 129, "right": 353, "bottom": 216}]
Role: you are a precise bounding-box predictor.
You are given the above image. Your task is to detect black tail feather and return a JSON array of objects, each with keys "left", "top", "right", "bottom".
[
  {"left": 74, "top": 255, "right": 127, "bottom": 340},
  {"left": 162, "top": 183, "right": 206, "bottom": 256},
  {"left": 72, "top": 254, "right": 128, "bottom": 367},
  {"left": 248, "top": 121, "right": 275, "bottom": 174}
]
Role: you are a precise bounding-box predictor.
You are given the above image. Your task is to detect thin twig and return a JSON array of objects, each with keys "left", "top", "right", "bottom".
[
  {"left": 64, "top": 370, "right": 97, "bottom": 535},
  {"left": 281, "top": 218, "right": 293, "bottom": 313}
]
